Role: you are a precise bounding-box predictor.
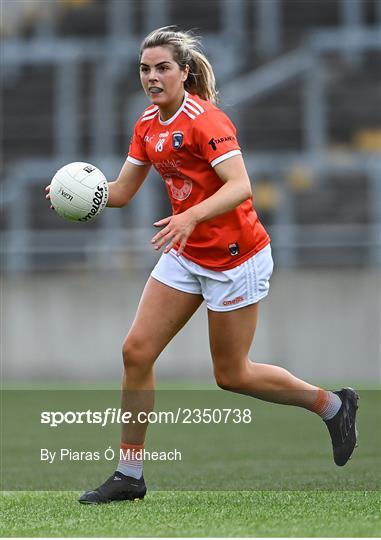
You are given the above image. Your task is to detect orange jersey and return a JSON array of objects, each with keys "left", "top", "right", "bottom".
[{"left": 127, "top": 92, "right": 270, "bottom": 270}]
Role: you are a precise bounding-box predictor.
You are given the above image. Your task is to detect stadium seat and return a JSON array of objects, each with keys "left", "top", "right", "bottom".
[{"left": 353, "top": 129, "right": 381, "bottom": 153}]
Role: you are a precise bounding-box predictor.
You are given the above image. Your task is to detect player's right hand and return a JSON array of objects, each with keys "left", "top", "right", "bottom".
[{"left": 45, "top": 185, "right": 53, "bottom": 209}]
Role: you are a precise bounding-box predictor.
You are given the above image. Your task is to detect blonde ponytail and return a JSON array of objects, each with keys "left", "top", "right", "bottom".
[{"left": 140, "top": 26, "right": 219, "bottom": 103}]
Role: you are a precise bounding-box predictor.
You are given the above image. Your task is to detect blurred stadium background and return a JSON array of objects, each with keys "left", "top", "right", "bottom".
[{"left": 1, "top": 0, "right": 380, "bottom": 384}]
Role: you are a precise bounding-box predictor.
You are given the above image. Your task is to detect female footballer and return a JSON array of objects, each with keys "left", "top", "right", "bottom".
[{"left": 47, "top": 27, "right": 358, "bottom": 504}]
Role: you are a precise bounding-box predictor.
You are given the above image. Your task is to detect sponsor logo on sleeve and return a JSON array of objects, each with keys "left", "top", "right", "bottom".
[{"left": 208, "top": 136, "right": 236, "bottom": 151}]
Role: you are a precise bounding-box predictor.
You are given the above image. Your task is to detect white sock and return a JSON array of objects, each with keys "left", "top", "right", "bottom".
[
  {"left": 314, "top": 390, "right": 342, "bottom": 420},
  {"left": 116, "top": 443, "right": 143, "bottom": 479}
]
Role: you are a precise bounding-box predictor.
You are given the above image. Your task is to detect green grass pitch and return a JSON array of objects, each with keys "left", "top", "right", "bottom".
[
  {"left": 1, "top": 384, "right": 380, "bottom": 537},
  {"left": 1, "top": 490, "right": 380, "bottom": 537}
]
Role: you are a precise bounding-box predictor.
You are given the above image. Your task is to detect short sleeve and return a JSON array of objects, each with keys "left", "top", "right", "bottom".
[
  {"left": 127, "top": 123, "right": 150, "bottom": 166},
  {"left": 193, "top": 109, "right": 241, "bottom": 167}
]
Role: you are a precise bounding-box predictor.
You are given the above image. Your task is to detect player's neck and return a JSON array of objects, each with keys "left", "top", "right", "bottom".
[{"left": 159, "top": 92, "right": 186, "bottom": 122}]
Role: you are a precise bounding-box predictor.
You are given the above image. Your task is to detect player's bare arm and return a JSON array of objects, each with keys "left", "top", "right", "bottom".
[
  {"left": 191, "top": 154, "right": 252, "bottom": 221},
  {"left": 151, "top": 155, "right": 252, "bottom": 255},
  {"left": 107, "top": 159, "right": 151, "bottom": 208},
  {"left": 44, "top": 160, "right": 151, "bottom": 209}
]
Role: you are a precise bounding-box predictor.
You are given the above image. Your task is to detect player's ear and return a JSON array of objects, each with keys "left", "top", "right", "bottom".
[{"left": 182, "top": 65, "right": 190, "bottom": 83}]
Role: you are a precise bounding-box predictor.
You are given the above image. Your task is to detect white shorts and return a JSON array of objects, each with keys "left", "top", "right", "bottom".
[{"left": 151, "top": 244, "right": 274, "bottom": 312}]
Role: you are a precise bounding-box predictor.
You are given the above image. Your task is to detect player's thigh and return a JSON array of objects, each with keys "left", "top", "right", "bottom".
[
  {"left": 124, "top": 276, "right": 203, "bottom": 359},
  {"left": 207, "top": 303, "right": 259, "bottom": 372}
]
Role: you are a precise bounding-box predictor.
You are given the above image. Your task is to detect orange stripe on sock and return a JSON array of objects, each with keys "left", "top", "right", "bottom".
[
  {"left": 309, "top": 388, "right": 329, "bottom": 414},
  {"left": 120, "top": 442, "right": 144, "bottom": 461},
  {"left": 120, "top": 442, "right": 144, "bottom": 451}
]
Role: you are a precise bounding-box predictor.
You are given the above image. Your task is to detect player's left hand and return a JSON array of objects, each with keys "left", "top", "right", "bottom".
[{"left": 151, "top": 210, "right": 197, "bottom": 256}]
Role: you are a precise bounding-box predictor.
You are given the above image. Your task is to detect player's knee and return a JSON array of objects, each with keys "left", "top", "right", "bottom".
[
  {"left": 214, "top": 368, "right": 244, "bottom": 392},
  {"left": 122, "top": 336, "right": 154, "bottom": 372}
]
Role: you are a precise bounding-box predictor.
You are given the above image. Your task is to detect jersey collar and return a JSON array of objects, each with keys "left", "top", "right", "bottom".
[{"left": 159, "top": 92, "right": 189, "bottom": 125}]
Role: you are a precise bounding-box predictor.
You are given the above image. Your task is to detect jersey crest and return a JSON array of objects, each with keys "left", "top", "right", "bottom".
[{"left": 172, "top": 131, "right": 184, "bottom": 150}]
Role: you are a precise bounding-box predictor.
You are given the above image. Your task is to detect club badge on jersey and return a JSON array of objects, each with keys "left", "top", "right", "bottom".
[{"left": 172, "top": 131, "right": 184, "bottom": 150}]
